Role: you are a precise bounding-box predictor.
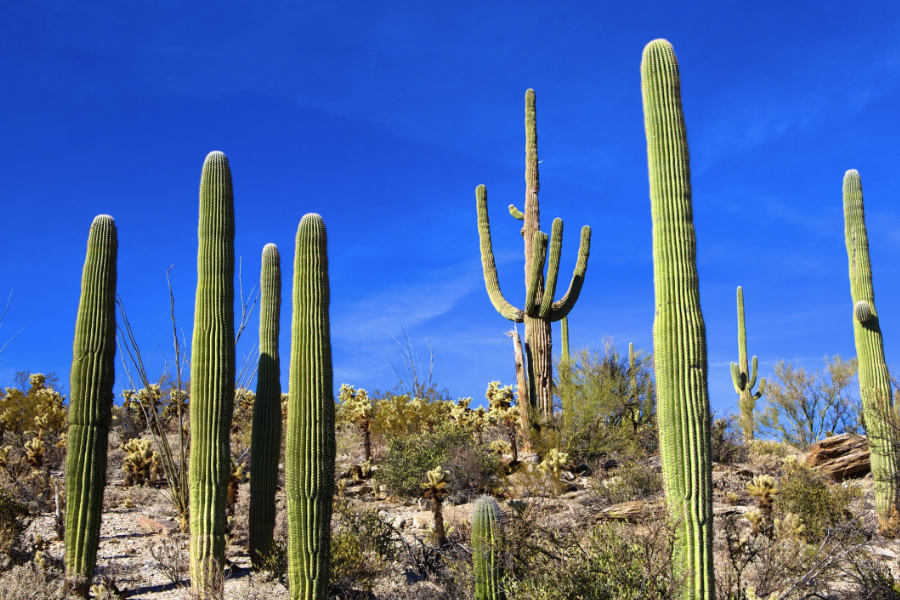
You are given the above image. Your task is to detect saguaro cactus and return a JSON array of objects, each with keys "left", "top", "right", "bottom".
[
  {"left": 286, "top": 214, "right": 335, "bottom": 600},
  {"left": 731, "top": 286, "right": 766, "bottom": 442},
  {"left": 476, "top": 89, "right": 591, "bottom": 416},
  {"left": 65, "top": 215, "right": 117, "bottom": 590},
  {"left": 560, "top": 316, "right": 570, "bottom": 364},
  {"left": 472, "top": 496, "right": 503, "bottom": 600},
  {"left": 641, "top": 39, "right": 715, "bottom": 599},
  {"left": 189, "top": 151, "right": 235, "bottom": 593},
  {"left": 842, "top": 169, "right": 900, "bottom": 529},
  {"left": 250, "top": 244, "right": 282, "bottom": 566}
]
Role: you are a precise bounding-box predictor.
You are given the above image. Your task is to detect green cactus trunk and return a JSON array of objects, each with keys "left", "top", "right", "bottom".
[
  {"left": 472, "top": 496, "right": 503, "bottom": 600},
  {"left": 475, "top": 89, "right": 591, "bottom": 417},
  {"left": 286, "top": 214, "right": 335, "bottom": 600},
  {"left": 842, "top": 169, "right": 900, "bottom": 529},
  {"left": 641, "top": 39, "right": 715, "bottom": 599},
  {"left": 250, "top": 244, "right": 282, "bottom": 566},
  {"left": 65, "top": 215, "right": 117, "bottom": 590},
  {"left": 731, "top": 286, "right": 765, "bottom": 442},
  {"left": 189, "top": 151, "right": 236, "bottom": 594}
]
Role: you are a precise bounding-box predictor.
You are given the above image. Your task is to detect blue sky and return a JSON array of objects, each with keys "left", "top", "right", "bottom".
[{"left": 2, "top": 2, "right": 900, "bottom": 416}]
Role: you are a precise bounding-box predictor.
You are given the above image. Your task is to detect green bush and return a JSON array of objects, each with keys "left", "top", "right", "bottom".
[
  {"left": 0, "top": 487, "right": 31, "bottom": 567},
  {"left": 503, "top": 520, "right": 675, "bottom": 600},
  {"left": 376, "top": 425, "right": 501, "bottom": 498},
  {"left": 594, "top": 461, "right": 663, "bottom": 506},
  {"left": 776, "top": 462, "right": 859, "bottom": 541}
]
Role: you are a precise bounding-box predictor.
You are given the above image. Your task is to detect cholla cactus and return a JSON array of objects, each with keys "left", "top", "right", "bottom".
[
  {"left": 121, "top": 438, "right": 161, "bottom": 487},
  {"left": 422, "top": 466, "right": 450, "bottom": 547},
  {"left": 24, "top": 437, "right": 45, "bottom": 469},
  {"left": 486, "top": 381, "right": 521, "bottom": 462},
  {"left": 227, "top": 461, "right": 245, "bottom": 514},
  {"left": 338, "top": 384, "right": 375, "bottom": 462},
  {"left": 774, "top": 512, "right": 806, "bottom": 543},
  {"left": 744, "top": 509, "right": 763, "bottom": 536},
  {"left": 747, "top": 475, "right": 778, "bottom": 520},
  {"left": 489, "top": 440, "right": 512, "bottom": 456},
  {"left": 33, "top": 550, "right": 47, "bottom": 569},
  {"left": 538, "top": 449, "right": 568, "bottom": 496}
]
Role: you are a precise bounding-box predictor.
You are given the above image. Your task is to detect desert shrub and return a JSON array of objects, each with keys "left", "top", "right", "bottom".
[
  {"left": 0, "top": 562, "right": 81, "bottom": 600},
  {"left": 503, "top": 519, "right": 676, "bottom": 600},
  {"left": 593, "top": 461, "right": 663, "bottom": 506},
  {"left": 330, "top": 502, "right": 397, "bottom": 596},
  {"left": 711, "top": 415, "right": 748, "bottom": 465},
  {"left": 554, "top": 341, "right": 657, "bottom": 462},
  {"left": 377, "top": 425, "right": 500, "bottom": 498},
  {"left": 0, "top": 487, "right": 30, "bottom": 566},
  {"left": 775, "top": 461, "right": 859, "bottom": 541},
  {"left": 757, "top": 355, "right": 861, "bottom": 450}
]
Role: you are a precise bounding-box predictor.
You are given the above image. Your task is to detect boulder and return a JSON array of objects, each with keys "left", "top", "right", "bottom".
[{"left": 805, "top": 433, "right": 870, "bottom": 480}]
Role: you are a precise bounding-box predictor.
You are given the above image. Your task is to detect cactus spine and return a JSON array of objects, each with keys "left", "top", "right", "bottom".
[
  {"left": 472, "top": 496, "right": 503, "bottom": 600},
  {"left": 476, "top": 89, "right": 591, "bottom": 416},
  {"left": 189, "top": 151, "right": 235, "bottom": 593},
  {"left": 65, "top": 215, "right": 117, "bottom": 589},
  {"left": 842, "top": 169, "right": 900, "bottom": 528},
  {"left": 250, "top": 244, "right": 282, "bottom": 566},
  {"left": 641, "top": 39, "right": 714, "bottom": 599},
  {"left": 730, "top": 287, "right": 766, "bottom": 442},
  {"left": 286, "top": 214, "right": 335, "bottom": 600}
]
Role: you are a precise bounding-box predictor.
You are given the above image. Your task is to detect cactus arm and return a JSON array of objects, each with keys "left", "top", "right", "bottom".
[
  {"left": 65, "top": 215, "right": 117, "bottom": 590},
  {"left": 286, "top": 214, "right": 335, "bottom": 600},
  {"left": 730, "top": 362, "right": 743, "bottom": 394},
  {"left": 842, "top": 169, "right": 900, "bottom": 526},
  {"left": 524, "top": 231, "right": 548, "bottom": 317},
  {"left": 508, "top": 204, "right": 524, "bottom": 220},
  {"left": 748, "top": 355, "right": 759, "bottom": 390},
  {"left": 477, "top": 185, "right": 525, "bottom": 322},
  {"left": 753, "top": 377, "right": 766, "bottom": 400},
  {"left": 249, "top": 244, "right": 282, "bottom": 566},
  {"left": 189, "top": 151, "right": 235, "bottom": 593},
  {"left": 538, "top": 218, "right": 562, "bottom": 319},
  {"left": 642, "top": 39, "right": 715, "bottom": 599},
  {"left": 548, "top": 225, "right": 591, "bottom": 322},
  {"left": 737, "top": 286, "right": 749, "bottom": 375}
]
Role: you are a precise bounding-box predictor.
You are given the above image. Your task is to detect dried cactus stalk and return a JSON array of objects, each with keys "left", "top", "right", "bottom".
[
  {"left": 286, "top": 214, "right": 335, "bottom": 600},
  {"left": 65, "top": 215, "right": 117, "bottom": 589},
  {"left": 641, "top": 39, "right": 714, "bottom": 599},
  {"left": 250, "top": 244, "right": 282, "bottom": 566},
  {"left": 189, "top": 151, "right": 236, "bottom": 594},
  {"left": 842, "top": 169, "right": 900, "bottom": 528}
]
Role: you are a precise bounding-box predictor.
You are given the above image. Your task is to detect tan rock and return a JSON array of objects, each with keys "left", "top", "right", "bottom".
[
  {"left": 595, "top": 500, "right": 664, "bottom": 522},
  {"left": 805, "top": 433, "right": 870, "bottom": 480}
]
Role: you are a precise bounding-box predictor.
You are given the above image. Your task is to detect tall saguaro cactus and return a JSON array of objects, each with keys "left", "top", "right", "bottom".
[
  {"left": 641, "top": 39, "right": 715, "bottom": 599},
  {"left": 250, "top": 244, "right": 282, "bottom": 566},
  {"left": 65, "top": 215, "right": 117, "bottom": 590},
  {"left": 472, "top": 496, "right": 503, "bottom": 600},
  {"left": 189, "top": 151, "right": 236, "bottom": 594},
  {"left": 730, "top": 286, "right": 766, "bottom": 442},
  {"left": 842, "top": 169, "right": 900, "bottom": 529},
  {"left": 476, "top": 89, "right": 591, "bottom": 416},
  {"left": 286, "top": 214, "right": 335, "bottom": 600}
]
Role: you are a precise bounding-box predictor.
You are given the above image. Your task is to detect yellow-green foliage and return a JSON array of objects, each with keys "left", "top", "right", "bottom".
[
  {"left": 0, "top": 374, "right": 67, "bottom": 447},
  {"left": 775, "top": 462, "right": 859, "bottom": 541},
  {"left": 538, "top": 449, "right": 569, "bottom": 496},
  {"left": 231, "top": 388, "right": 255, "bottom": 451},
  {"left": 121, "top": 438, "right": 161, "bottom": 487}
]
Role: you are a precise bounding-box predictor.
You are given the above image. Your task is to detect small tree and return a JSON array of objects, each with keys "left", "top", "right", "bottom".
[{"left": 757, "top": 355, "right": 860, "bottom": 450}]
